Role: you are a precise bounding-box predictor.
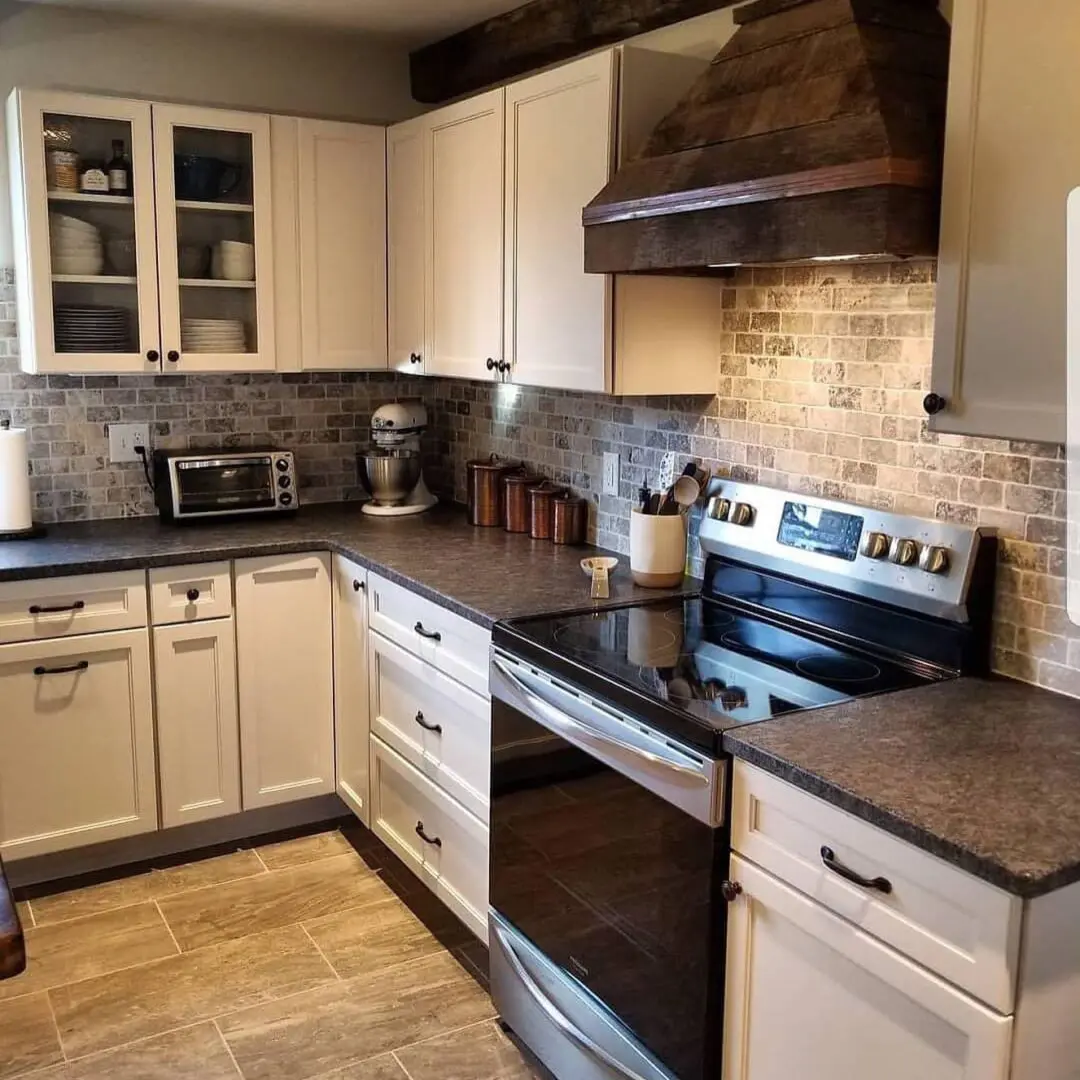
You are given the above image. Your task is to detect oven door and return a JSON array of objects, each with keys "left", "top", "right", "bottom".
[
  {"left": 489, "top": 650, "right": 727, "bottom": 1080},
  {"left": 173, "top": 456, "right": 278, "bottom": 517}
]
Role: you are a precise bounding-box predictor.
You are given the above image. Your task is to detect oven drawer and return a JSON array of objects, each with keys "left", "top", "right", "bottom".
[
  {"left": 150, "top": 563, "right": 233, "bottom": 624},
  {"left": 731, "top": 761, "right": 1021, "bottom": 1013},
  {"left": 369, "top": 735, "right": 489, "bottom": 942},
  {"left": 368, "top": 573, "right": 490, "bottom": 697},
  {"left": 0, "top": 571, "right": 147, "bottom": 645},
  {"left": 370, "top": 631, "right": 490, "bottom": 822}
]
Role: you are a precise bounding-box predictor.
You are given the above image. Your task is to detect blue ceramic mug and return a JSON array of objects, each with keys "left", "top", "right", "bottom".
[{"left": 174, "top": 155, "right": 242, "bottom": 202}]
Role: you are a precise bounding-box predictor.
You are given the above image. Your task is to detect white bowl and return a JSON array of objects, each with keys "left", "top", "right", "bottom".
[
  {"left": 216, "top": 240, "right": 254, "bottom": 254},
  {"left": 50, "top": 212, "right": 98, "bottom": 234}
]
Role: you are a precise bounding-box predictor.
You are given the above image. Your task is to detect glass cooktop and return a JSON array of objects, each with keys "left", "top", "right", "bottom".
[{"left": 503, "top": 596, "right": 941, "bottom": 734}]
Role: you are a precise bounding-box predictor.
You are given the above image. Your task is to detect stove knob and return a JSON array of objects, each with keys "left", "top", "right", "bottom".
[
  {"left": 861, "top": 531, "right": 891, "bottom": 560},
  {"left": 707, "top": 497, "right": 731, "bottom": 521},
  {"left": 919, "top": 545, "right": 950, "bottom": 575},
  {"left": 276, "top": 458, "right": 290, "bottom": 472},
  {"left": 279, "top": 492, "right": 293, "bottom": 506},
  {"left": 730, "top": 502, "right": 754, "bottom": 527},
  {"left": 889, "top": 537, "right": 920, "bottom": 567}
]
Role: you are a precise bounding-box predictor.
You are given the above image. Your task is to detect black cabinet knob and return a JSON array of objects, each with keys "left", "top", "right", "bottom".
[
  {"left": 410, "top": 352, "right": 422, "bottom": 365},
  {"left": 720, "top": 880, "right": 743, "bottom": 903},
  {"left": 186, "top": 588, "right": 200, "bottom": 603},
  {"left": 352, "top": 579, "right": 365, "bottom": 593},
  {"left": 923, "top": 392, "right": 947, "bottom": 416},
  {"left": 486, "top": 358, "right": 496, "bottom": 371},
  {"left": 146, "top": 349, "right": 160, "bottom": 363},
  {"left": 497, "top": 360, "right": 510, "bottom": 374},
  {"left": 166, "top": 350, "right": 180, "bottom": 364}
]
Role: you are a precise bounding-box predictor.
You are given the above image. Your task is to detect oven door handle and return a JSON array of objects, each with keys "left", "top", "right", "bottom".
[
  {"left": 491, "top": 920, "right": 656, "bottom": 1080},
  {"left": 492, "top": 656, "right": 708, "bottom": 787}
]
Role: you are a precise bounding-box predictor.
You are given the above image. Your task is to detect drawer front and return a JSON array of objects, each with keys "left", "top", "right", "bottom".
[
  {"left": 0, "top": 571, "right": 147, "bottom": 644},
  {"left": 0, "top": 628, "right": 158, "bottom": 859},
  {"left": 732, "top": 762, "right": 1021, "bottom": 1013},
  {"left": 368, "top": 573, "right": 490, "bottom": 696},
  {"left": 150, "top": 563, "right": 233, "bottom": 624},
  {"left": 370, "top": 735, "right": 489, "bottom": 941},
  {"left": 370, "top": 630, "right": 490, "bottom": 822}
]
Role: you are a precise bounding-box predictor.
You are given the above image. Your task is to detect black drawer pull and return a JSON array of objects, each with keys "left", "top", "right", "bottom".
[
  {"left": 34, "top": 660, "right": 89, "bottom": 677},
  {"left": 353, "top": 580, "right": 365, "bottom": 593},
  {"left": 414, "top": 621, "right": 441, "bottom": 642},
  {"left": 29, "top": 600, "right": 85, "bottom": 615},
  {"left": 415, "top": 821, "right": 442, "bottom": 848},
  {"left": 820, "top": 846, "right": 892, "bottom": 894},
  {"left": 414, "top": 710, "right": 442, "bottom": 734},
  {"left": 186, "top": 588, "right": 200, "bottom": 603}
]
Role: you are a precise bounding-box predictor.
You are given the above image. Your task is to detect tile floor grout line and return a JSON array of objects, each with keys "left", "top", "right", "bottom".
[
  {"left": 299, "top": 921, "right": 343, "bottom": 981},
  {"left": 387, "top": 1015, "right": 501, "bottom": 1060},
  {"left": 391, "top": 1048, "right": 418, "bottom": 1080},
  {"left": 251, "top": 847, "right": 271, "bottom": 872},
  {"left": 41, "top": 982, "right": 67, "bottom": 1066},
  {"left": 32, "top": 1018, "right": 212, "bottom": 1073},
  {"left": 22, "top": 900, "right": 35, "bottom": 929},
  {"left": 154, "top": 899, "right": 184, "bottom": 957},
  {"left": 211, "top": 1018, "right": 247, "bottom": 1079}
]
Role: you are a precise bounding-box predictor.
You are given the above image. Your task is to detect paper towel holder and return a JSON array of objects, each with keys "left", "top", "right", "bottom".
[{"left": 0, "top": 419, "right": 45, "bottom": 541}]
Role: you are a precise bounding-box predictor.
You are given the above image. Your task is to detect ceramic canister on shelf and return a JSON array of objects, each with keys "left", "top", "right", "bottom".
[
  {"left": 629, "top": 507, "right": 686, "bottom": 587},
  {"left": 0, "top": 421, "right": 34, "bottom": 536}
]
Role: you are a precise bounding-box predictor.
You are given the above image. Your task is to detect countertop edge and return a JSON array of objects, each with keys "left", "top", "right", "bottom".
[{"left": 722, "top": 736, "right": 1066, "bottom": 900}]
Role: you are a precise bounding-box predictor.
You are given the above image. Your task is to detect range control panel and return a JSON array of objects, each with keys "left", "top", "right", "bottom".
[{"left": 698, "top": 481, "right": 991, "bottom": 622}]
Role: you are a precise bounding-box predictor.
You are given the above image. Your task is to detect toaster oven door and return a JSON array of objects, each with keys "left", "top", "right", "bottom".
[{"left": 174, "top": 456, "right": 277, "bottom": 516}]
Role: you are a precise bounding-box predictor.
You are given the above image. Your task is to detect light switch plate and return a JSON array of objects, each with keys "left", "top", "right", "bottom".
[
  {"left": 602, "top": 452, "right": 620, "bottom": 497},
  {"left": 108, "top": 423, "right": 150, "bottom": 463}
]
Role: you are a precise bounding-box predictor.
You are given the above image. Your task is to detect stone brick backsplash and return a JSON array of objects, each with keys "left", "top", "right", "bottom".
[{"left": 424, "top": 260, "right": 1077, "bottom": 700}]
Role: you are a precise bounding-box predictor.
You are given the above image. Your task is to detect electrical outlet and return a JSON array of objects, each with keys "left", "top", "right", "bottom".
[
  {"left": 602, "top": 452, "right": 620, "bottom": 497},
  {"left": 108, "top": 423, "right": 150, "bottom": 464}
]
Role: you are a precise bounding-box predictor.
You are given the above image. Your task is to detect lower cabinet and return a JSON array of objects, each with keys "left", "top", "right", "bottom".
[
  {"left": 724, "top": 854, "right": 1013, "bottom": 1080},
  {"left": 0, "top": 628, "right": 158, "bottom": 859},
  {"left": 235, "top": 553, "right": 335, "bottom": 809},
  {"left": 333, "top": 555, "right": 370, "bottom": 824},
  {"left": 153, "top": 618, "right": 241, "bottom": 828}
]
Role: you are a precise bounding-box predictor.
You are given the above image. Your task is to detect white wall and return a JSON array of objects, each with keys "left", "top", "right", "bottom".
[{"left": 0, "top": 0, "right": 415, "bottom": 261}]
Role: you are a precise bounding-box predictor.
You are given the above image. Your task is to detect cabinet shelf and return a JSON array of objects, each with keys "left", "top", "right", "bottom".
[
  {"left": 52, "top": 274, "right": 137, "bottom": 285},
  {"left": 48, "top": 190, "right": 135, "bottom": 206},
  {"left": 179, "top": 278, "right": 256, "bottom": 289},
  {"left": 175, "top": 199, "right": 254, "bottom": 214}
]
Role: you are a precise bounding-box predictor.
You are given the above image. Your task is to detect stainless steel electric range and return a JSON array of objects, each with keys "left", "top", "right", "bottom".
[{"left": 488, "top": 481, "right": 998, "bottom": 1080}]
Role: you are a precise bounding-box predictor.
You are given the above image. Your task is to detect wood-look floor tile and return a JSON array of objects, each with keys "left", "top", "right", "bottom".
[
  {"left": 305, "top": 897, "right": 463, "bottom": 979},
  {"left": 158, "top": 854, "right": 389, "bottom": 952},
  {"left": 313, "top": 1056, "right": 407, "bottom": 1080},
  {"left": 30, "top": 850, "right": 266, "bottom": 927},
  {"left": 32, "top": 1022, "right": 239, "bottom": 1080},
  {"left": 258, "top": 831, "right": 355, "bottom": 871},
  {"left": 0, "top": 902, "right": 178, "bottom": 1003},
  {"left": 15, "top": 902, "right": 32, "bottom": 930},
  {"left": 219, "top": 951, "right": 496, "bottom": 1080},
  {"left": 0, "top": 992, "right": 63, "bottom": 1079},
  {"left": 50, "top": 924, "right": 334, "bottom": 1060},
  {"left": 395, "top": 1021, "right": 540, "bottom": 1080}
]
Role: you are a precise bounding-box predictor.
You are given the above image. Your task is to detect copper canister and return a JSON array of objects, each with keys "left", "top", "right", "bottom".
[
  {"left": 527, "top": 481, "right": 563, "bottom": 540},
  {"left": 504, "top": 472, "right": 542, "bottom": 533},
  {"left": 552, "top": 493, "right": 588, "bottom": 545},
  {"left": 466, "top": 455, "right": 516, "bottom": 527}
]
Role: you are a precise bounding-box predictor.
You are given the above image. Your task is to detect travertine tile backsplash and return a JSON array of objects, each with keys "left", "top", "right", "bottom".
[{"left": 1, "top": 262, "right": 1075, "bottom": 698}]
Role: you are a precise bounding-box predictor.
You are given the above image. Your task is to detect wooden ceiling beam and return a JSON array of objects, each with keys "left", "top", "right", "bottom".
[{"left": 410, "top": 0, "right": 742, "bottom": 105}]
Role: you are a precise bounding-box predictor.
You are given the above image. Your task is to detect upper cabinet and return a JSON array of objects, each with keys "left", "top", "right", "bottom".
[
  {"left": 931, "top": 0, "right": 1080, "bottom": 442},
  {"left": 388, "top": 117, "right": 428, "bottom": 375}
]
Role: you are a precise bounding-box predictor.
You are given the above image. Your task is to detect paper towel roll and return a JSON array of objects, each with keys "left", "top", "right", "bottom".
[{"left": 0, "top": 424, "right": 33, "bottom": 533}]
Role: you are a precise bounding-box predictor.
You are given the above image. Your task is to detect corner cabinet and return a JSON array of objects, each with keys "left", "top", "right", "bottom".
[{"left": 930, "top": 0, "right": 1080, "bottom": 442}]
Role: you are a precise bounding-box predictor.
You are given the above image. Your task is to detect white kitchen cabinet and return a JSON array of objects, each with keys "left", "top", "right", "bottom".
[
  {"left": 723, "top": 854, "right": 1013, "bottom": 1080},
  {"left": 333, "top": 555, "right": 370, "bottom": 824},
  {"left": 234, "top": 553, "right": 334, "bottom": 809},
  {"left": 153, "top": 617, "right": 240, "bottom": 828},
  {"left": 387, "top": 116, "right": 428, "bottom": 376},
  {"left": 0, "top": 628, "right": 158, "bottom": 859},
  {"left": 272, "top": 117, "right": 387, "bottom": 372},
  {"left": 930, "top": 0, "right": 1080, "bottom": 442}
]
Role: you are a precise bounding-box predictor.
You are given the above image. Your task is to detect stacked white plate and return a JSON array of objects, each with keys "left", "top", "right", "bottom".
[
  {"left": 54, "top": 305, "right": 130, "bottom": 353},
  {"left": 50, "top": 212, "right": 104, "bottom": 276},
  {"left": 180, "top": 317, "right": 246, "bottom": 353}
]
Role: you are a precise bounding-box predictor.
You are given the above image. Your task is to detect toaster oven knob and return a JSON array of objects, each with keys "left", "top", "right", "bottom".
[
  {"left": 279, "top": 492, "right": 293, "bottom": 506},
  {"left": 278, "top": 475, "right": 292, "bottom": 489},
  {"left": 276, "top": 458, "right": 290, "bottom": 472},
  {"left": 729, "top": 502, "right": 754, "bottom": 527},
  {"left": 861, "top": 531, "right": 891, "bottom": 560},
  {"left": 889, "top": 538, "right": 920, "bottom": 567},
  {"left": 919, "top": 545, "right": 950, "bottom": 575}
]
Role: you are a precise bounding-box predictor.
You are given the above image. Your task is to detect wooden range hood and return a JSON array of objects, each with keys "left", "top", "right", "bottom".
[{"left": 583, "top": 0, "right": 951, "bottom": 272}]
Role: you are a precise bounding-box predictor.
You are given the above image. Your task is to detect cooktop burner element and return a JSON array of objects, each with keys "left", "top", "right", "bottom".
[{"left": 795, "top": 654, "right": 881, "bottom": 683}]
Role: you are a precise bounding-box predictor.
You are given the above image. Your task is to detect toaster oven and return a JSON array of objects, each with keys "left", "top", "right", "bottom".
[{"left": 152, "top": 449, "right": 298, "bottom": 522}]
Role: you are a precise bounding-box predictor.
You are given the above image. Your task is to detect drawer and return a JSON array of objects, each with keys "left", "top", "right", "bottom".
[
  {"left": 370, "top": 630, "right": 490, "bottom": 822},
  {"left": 370, "top": 735, "right": 489, "bottom": 942},
  {"left": 0, "top": 571, "right": 147, "bottom": 645},
  {"left": 368, "top": 573, "right": 490, "bottom": 697},
  {"left": 150, "top": 563, "right": 233, "bottom": 624},
  {"left": 732, "top": 762, "right": 1021, "bottom": 1013}
]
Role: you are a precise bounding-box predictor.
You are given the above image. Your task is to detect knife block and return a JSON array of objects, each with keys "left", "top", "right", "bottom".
[{"left": 630, "top": 508, "right": 686, "bottom": 588}]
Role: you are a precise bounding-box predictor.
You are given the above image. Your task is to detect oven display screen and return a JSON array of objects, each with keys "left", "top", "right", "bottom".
[{"left": 777, "top": 502, "right": 863, "bottom": 562}]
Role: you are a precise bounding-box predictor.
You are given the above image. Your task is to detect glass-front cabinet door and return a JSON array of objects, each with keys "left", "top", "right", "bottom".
[
  {"left": 7, "top": 89, "right": 161, "bottom": 374},
  {"left": 151, "top": 104, "right": 276, "bottom": 372}
]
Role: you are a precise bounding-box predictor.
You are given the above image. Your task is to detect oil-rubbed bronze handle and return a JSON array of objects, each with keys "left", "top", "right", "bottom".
[
  {"left": 820, "top": 846, "right": 892, "bottom": 894},
  {"left": 29, "top": 601, "right": 85, "bottom": 615},
  {"left": 414, "top": 710, "right": 442, "bottom": 734},
  {"left": 415, "top": 821, "right": 442, "bottom": 848},
  {"left": 414, "top": 622, "right": 441, "bottom": 642},
  {"left": 353, "top": 580, "right": 365, "bottom": 592},
  {"left": 186, "top": 588, "right": 200, "bottom": 603},
  {"left": 34, "top": 660, "right": 89, "bottom": 677},
  {"left": 486, "top": 358, "right": 496, "bottom": 371},
  {"left": 410, "top": 352, "right": 422, "bottom": 365}
]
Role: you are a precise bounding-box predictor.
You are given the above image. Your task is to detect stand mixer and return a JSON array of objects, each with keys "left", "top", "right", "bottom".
[{"left": 359, "top": 401, "right": 438, "bottom": 517}]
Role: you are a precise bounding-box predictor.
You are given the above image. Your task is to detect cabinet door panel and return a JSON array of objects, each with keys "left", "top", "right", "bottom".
[
  {"left": 425, "top": 89, "right": 505, "bottom": 382},
  {"left": 333, "top": 555, "right": 369, "bottom": 824},
  {"left": 235, "top": 553, "right": 334, "bottom": 809},
  {"left": 388, "top": 116, "right": 428, "bottom": 375},
  {"left": 297, "top": 119, "right": 387, "bottom": 371},
  {"left": 154, "top": 618, "right": 240, "bottom": 828},
  {"left": 724, "top": 856, "right": 1012, "bottom": 1080},
  {"left": 0, "top": 629, "right": 157, "bottom": 859},
  {"left": 505, "top": 52, "right": 615, "bottom": 392}
]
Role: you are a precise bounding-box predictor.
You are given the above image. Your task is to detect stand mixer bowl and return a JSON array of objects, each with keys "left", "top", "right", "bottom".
[{"left": 359, "top": 449, "right": 422, "bottom": 506}]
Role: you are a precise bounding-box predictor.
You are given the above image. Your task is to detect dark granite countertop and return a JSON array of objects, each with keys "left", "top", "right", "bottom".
[
  {"left": 0, "top": 503, "right": 695, "bottom": 627},
  {"left": 724, "top": 677, "right": 1080, "bottom": 899}
]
